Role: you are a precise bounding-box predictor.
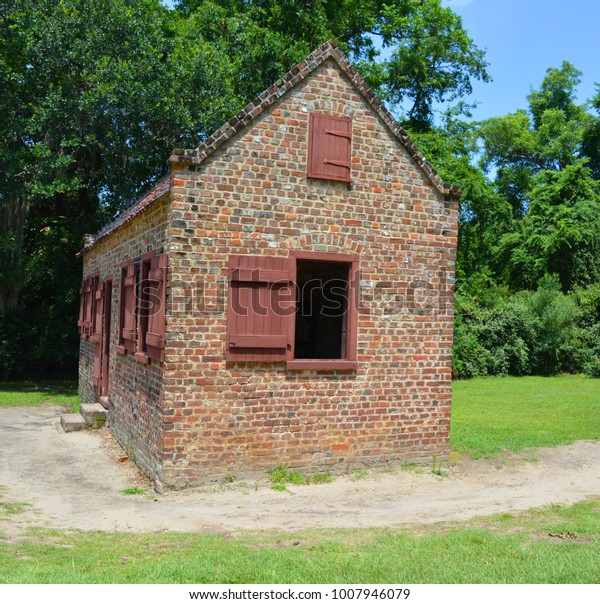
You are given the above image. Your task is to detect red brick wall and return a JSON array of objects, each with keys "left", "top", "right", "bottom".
[
  {"left": 162, "top": 59, "right": 458, "bottom": 488},
  {"left": 79, "top": 196, "right": 169, "bottom": 483}
]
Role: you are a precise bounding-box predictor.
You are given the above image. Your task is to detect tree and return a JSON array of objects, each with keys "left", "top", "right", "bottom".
[
  {"left": 582, "top": 87, "right": 600, "bottom": 180},
  {"left": 1, "top": 0, "right": 490, "bottom": 377},
  {"left": 500, "top": 161, "right": 600, "bottom": 291},
  {"left": 0, "top": 0, "right": 240, "bottom": 376},
  {"left": 478, "top": 62, "right": 600, "bottom": 291},
  {"left": 409, "top": 107, "right": 512, "bottom": 285},
  {"left": 0, "top": 0, "right": 241, "bottom": 305},
  {"left": 176, "top": 0, "right": 490, "bottom": 130}
]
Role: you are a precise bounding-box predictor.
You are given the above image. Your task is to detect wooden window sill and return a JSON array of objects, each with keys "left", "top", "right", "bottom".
[
  {"left": 286, "top": 360, "right": 356, "bottom": 371},
  {"left": 134, "top": 352, "right": 151, "bottom": 365},
  {"left": 115, "top": 345, "right": 127, "bottom": 355}
]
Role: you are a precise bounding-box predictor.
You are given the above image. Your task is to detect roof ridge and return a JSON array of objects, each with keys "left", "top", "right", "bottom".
[{"left": 169, "top": 39, "right": 461, "bottom": 199}]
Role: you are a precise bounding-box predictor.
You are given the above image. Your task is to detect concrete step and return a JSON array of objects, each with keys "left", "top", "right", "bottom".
[
  {"left": 60, "top": 413, "right": 86, "bottom": 433},
  {"left": 80, "top": 403, "right": 108, "bottom": 429}
]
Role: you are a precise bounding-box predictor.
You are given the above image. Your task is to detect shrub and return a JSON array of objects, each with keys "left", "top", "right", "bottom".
[
  {"left": 452, "top": 274, "right": 599, "bottom": 378},
  {"left": 584, "top": 356, "right": 600, "bottom": 377},
  {"left": 526, "top": 275, "right": 580, "bottom": 375}
]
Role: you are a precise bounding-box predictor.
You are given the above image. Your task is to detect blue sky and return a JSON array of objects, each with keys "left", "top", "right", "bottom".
[{"left": 444, "top": 0, "right": 600, "bottom": 120}]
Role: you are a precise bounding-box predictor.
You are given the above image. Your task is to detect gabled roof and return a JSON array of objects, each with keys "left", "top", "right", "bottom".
[
  {"left": 81, "top": 40, "right": 460, "bottom": 255},
  {"left": 170, "top": 39, "right": 461, "bottom": 200}
]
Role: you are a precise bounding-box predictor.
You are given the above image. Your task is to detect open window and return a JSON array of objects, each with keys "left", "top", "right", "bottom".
[
  {"left": 288, "top": 252, "right": 358, "bottom": 370},
  {"left": 307, "top": 113, "right": 352, "bottom": 183},
  {"left": 226, "top": 252, "right": 358, "bottom": 370}
]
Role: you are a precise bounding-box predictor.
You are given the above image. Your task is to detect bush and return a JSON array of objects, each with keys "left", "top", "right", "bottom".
[
  {"left": 584, "top": 356, "right": 600, "bottom": 377},
  {"left": 478, "top": 298, "right": 535, "bottom": 375},
  {"left": 452, "top": 274, "right": 599, "bottom": 378},
  {"left": 526, "top": 275, "right": 580, "bottom": 375},
  {"left": 452, "top": 319, "right": 490, "bottom": 379},
  {"left": 453, "top": 292, "right": 535, "bottom": 378}
]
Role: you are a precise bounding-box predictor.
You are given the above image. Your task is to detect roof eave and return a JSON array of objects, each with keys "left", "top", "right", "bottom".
[{"left": 77, "top": 175, "right": 171, "bottom": 257}]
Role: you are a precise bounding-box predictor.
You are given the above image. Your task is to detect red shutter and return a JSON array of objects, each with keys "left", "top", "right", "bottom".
[
  {"left": 307, "top": 113, "right": 352, "bottom": 182},
  {"left": 78, "top": 283, "right": 85, "bottom": 335},
  {"left": 227, "top": 255, "right": 294, "bottom": 362},
  {"left": 91, "top": 281, "right": 104, "bottom": 344},
  {"left": 120, "top": 261, "right": 137, "bottom": 353},
  {"left": 83, "top": 276, "right": 97, "bottom": 339},
  {"left": 92, "top": 281, "right": 104, "bottom": 391},
  {"left": 146, "top": 253, "right": 167, "bottom": 363},
  {"left": 83, "top": 278, "right": 91, "bottom": 338}
]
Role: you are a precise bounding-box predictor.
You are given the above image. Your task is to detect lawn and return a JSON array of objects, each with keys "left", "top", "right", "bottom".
[
  {"left": 1, "top": 499, "right": 599, "bottom": 583},
  {"left": 1, "top": 374, "right": 599, "bottom": 583},
  {"left": 0, "top": 380, "right": 80, "bottom": 412},
  {"left": 451, "top": 374, "right": 600, "bottom": 458}
]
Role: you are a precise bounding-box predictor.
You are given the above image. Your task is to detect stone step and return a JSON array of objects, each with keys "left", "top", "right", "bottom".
[
  {"left": 60, "top": 413, "right": 87, "bottom": 433},
  {"left": 80, "top": 403, "right": 108, "bottom": 429}
]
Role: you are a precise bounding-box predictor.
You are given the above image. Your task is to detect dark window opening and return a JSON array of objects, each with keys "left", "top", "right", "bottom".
[{"left": 294, "top": 260, "right": 350, "bottom": 360}]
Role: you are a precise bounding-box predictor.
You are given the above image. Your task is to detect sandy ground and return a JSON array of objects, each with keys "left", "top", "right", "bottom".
[{"left": 1, "top": 405, "right": 599, "bottom": 536}]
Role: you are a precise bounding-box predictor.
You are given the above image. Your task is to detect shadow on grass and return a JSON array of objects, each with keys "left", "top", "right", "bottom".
[
  {"left": 0, "top": 380, "right": 78, "bottom": 397},
  {"left": 0, "top": 379, "right": 80, "bottom": 411}
]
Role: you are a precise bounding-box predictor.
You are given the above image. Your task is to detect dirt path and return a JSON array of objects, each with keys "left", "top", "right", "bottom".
[{"left": 1, "top": 405, "right": 599, "bottom": 536}]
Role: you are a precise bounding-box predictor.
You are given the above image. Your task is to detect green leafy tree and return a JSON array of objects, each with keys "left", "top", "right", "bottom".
[
  {"left": 526, "top": 275, "right": 582, "bottom": 375},
  {"left": 501, "top": 162, "right": 600, "bottom": 291},
  {"left": 176, "top": 0, "right": 490, "bottom": 130},
  {"left": 410, "top": 107, "right": 512, "bottom": 285},
  {"left": 0, "top": 0, "right": 241, "bottom": 376},
  {"left": 582, "top": 88, "right": 600, "bottom": 180},
  {"left": 479, "top": 62, "right": 600, "bottom": 291}
]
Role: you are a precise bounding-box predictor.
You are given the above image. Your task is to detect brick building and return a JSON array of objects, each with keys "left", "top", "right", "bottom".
[{"left": 77, "top": 41, "right": 460, "bottom": 490}]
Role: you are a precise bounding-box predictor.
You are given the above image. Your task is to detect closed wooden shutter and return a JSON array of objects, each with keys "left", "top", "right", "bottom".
[
  {"left": 91, "top": 281, "right": 104, "bottom": 344},
  {"left": 78, "top": 284, "right": 85, "bottom": 335},
  {"left": 145, "top": 253, "right": 167, "bottom": 363},
  {"left": 307, "top": 113, "right": 352, "bottom": 182},
  {"left": 92, "top": 281, "right": 104, "bottom": 391},
  {"left": 120, "top": 261, "right": 137, "bottom": 353},
  {"left": 227, "top": 255, "right": 294, "bottom": 362},
  {"left": 83, "top": 276, "right": 97, "bottom": 339}
]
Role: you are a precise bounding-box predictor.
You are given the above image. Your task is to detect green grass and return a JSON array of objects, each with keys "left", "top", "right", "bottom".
[
  {"left": 0, "top": 380, "right": 80, "bottom": 412},
  {"left": 0, "top": 502, "right": 31, "bottom": 516},
  {"left": 451, "top": 375, "right": 600, "bottom": 458},
  {"left": 1, "top": 499, "right": 599, "bottom": 583},
  {"left": 267, "top": 464, "right": 333, "bottom": 490},
  {"left": 120, "top": 488, "right": 147, "bottom": 496},
  {"left": 0, "top": 375, "right": 599, "bottom": 582}
]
